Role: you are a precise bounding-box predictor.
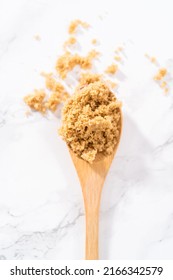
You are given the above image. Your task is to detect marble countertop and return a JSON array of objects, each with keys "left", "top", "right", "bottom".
[{"left": 0, "top": 0, "right": 173, "bottom": 260}]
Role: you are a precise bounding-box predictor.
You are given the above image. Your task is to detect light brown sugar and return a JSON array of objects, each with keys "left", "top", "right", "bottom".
[
  {"left": 91, "top": 39, "right": 97, "bottom": 45},
  {"left": 79, "top": 72, "right": 102, "bottom": 86},
  {"left": 68, "top": 20, "right": 89, "bottom": 34},
  {"left": 59, "top": 81, "right": 121, "bottom": 163},
  {"left": 24, "top": 89, "right": 46, "bottom": 113},
  {"left": 154, "top": 68, "right": 167, "bottom": 81},
  {"left": 56, "top": 50, "right": 99, "bottom": 79},
  {"left": 114, "top": 55, "right": 121, "bottom": 62},
  {"left": 63, "top": 36, "right": 77, "bottom": 49},
  {"left": 105, "top": 64, "right": 118, "bottom": 75}
]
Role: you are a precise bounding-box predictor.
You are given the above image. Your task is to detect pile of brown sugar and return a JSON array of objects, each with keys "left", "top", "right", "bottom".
[{"left": 59, "top": 81, "right": 121, "bottom": 163}]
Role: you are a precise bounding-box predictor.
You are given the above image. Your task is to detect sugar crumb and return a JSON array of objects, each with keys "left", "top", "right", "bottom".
[
  {"left": 105, "top": 80, "right": 118, "bottom": 89},
  {"left": 44, "top": 73, "right": 65, "bottom": 92},
  {"left": 114, "top": 55, "right": 121, "bottom": 62},
  {"left": 154, "top": 68, "right": 167, "bottom": 81},
  {"left": 164, "top": 88, "right": 169, "bottom": 94},
  {"left": 145, "top": 53, "right": 157, "bottom": 64},
  {"left": 63, "top": 37, "right": 77, "bottom": 49},
  {"left": 91, "top": 39, "right": 97, "bottom": 45},
  {"left": 150, "top": 57, "right": 157, "bottom": 63},
  {"left": 105, "top": 64, "right": 118, "bottom": 75},
  {"left": 56, "top": 50, "right": 99, "bottom": 79},
  {"left": 115, "top": 46, "right": 123, "bottom": 53},
  {"left": 68, "top": 19, "right": 89, "bottom": 34},
  {"left": 160, "top": 81, "right": 167, "bottom": 88},
  {"left": 33, "top": 35, "right": 41, "bottom": 41},
  {"left": 24, "top": 89, "right": 46, "bottom": 113},
  {"left": 79, "top": 72, "right": 102, "bottom": 86},
  {"left": 24, "top": 73, "right": 70, "bottom": 113},
  {"left": 44, "top": 73, "right": 70, "bottom": 111}
]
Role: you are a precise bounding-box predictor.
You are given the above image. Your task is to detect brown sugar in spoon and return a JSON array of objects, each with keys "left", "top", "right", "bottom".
[{"left": 69, "top": 110, "right": 122, "bottom": 260}]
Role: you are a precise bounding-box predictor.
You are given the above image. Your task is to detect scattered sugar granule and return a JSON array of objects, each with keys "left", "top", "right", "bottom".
[
  {"left": 44, "top": 73, "right": 70, "bottom": 111},
  {"left": 117, "top": 46, "right": 123, "bottom": 51},
  {"left": 105, "top": 80, "right": 118, "bottom": 89},
  {"left": 33, "top": 35, "right": 41, "bottom": 41},
  {"left": 24, "top": 73, "right": 70, "bottom": 113},
  {"left": 145, "top": 54, "right": 157, "bottom": 64},
  {"left": 115, "top": 46, "right": 123, "bottom": 54},
  {"left": 56, "top": 50, "right": 99, "bottom": 79},
  {"left": 91, "top": 39, "right": 97, "bottom": 45},
  {"left": 164, "top": 88, "right": 169, "bottom": 94},
  {"left": 88, "top": 49, "right": 99, "bottom": 59},
  {"left": 145, "top": 56, "right": 169, "bottom": 94},
  {"left": 44, "top": 73, "right": 66, "bottom": 92},
  {"left": 24, "top": 89, "right": 46, "bottom": 113},
  {"left": 150, "top": 57, "right": 157, "bottom": 64},
  {"left": 68, "top": 19, "right": 89, "bottom": 34},
  {"left": 154, "top": 68, "right": 167, "bottom": 81},
  {"left": 114, "top": 55, "right": 122, "bottom": 62},
  {"left": 105, "top": 64, "right": 118, "bottom": 75},
  {"left": 63, "top": 37, "right": 77, "bottom": 49},
  {"left": 160, "top": 81, "right": 167, "bottom": 88}
]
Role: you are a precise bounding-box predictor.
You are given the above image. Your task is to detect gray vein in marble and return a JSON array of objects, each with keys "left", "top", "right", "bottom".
[
  {"left": 0, "top": 207, "right": 84, "bottom": 259},
  {"left": 0, "top": 110, "right": 7, "bottom": 128},
  {"left": 0, "top": 255, "right": 6, "bottom": 260},
  {"left": 154, "top": 134, "right": 173, "bottom": 154},
  {"left": 0, "top": 36, "right": 16, "bottom": 60},
  {"left": 158, "top": 213, "right": 173, "bottom": 242}
]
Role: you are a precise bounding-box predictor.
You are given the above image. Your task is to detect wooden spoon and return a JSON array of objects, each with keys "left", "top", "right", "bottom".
[{"left": 69, "top": 110, "right": 122, "bottom": 260}]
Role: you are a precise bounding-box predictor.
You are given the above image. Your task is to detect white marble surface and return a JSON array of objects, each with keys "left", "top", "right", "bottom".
[{"left": 0, "top": 0, "right": 173, "bottom": 260}]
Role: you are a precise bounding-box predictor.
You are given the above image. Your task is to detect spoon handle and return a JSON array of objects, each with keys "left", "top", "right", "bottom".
[
  {"left": 82, "top": 179, "right": 103, "bottom": 260},
  {"left": 85, "top": 208, "right": 99, "bottom": 260},
  {"left": 69, "top": 149, "right": 110, "bottom": 260}
]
